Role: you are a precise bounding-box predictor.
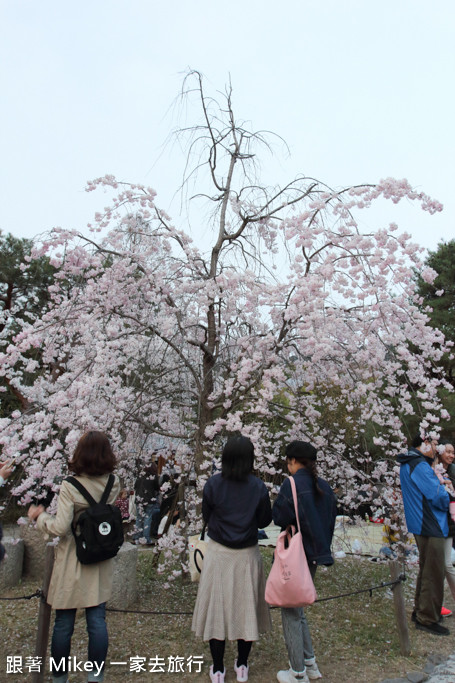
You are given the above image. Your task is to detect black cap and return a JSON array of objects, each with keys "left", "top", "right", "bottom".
[{"left": 285, "top": 440, "right": 317, "bottom": 461}]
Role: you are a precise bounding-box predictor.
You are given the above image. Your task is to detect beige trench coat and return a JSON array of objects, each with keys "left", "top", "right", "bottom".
[{"left": 37, "top": 473, "right": 120, "bottom": 610}]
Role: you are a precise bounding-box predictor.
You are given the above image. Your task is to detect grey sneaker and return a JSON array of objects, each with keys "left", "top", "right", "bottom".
[
  {"left": 305, "top": 661, "right": 322, "bottom": 679},
  {"left": 277, "top": 668, "right": 310, "bottom": 683}
]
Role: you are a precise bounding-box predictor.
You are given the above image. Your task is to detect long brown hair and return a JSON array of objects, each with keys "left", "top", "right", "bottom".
[{"left": 68, "top": 431, "right": 116, "bottom": 476}]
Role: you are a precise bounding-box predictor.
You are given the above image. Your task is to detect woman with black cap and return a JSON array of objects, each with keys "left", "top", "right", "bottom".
[{"left": 272, "top": 441, "right": 337, "bottom": 683}]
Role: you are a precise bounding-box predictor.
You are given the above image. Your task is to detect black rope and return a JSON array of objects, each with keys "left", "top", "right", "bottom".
[
  {"left": 313, "top": 575, "right": 405, "bottom": 604},
  {"left": 0, "top": 589, "right": 43, "bottom": 601},
  {"left": 0, "top": 576, "right": 406, "bottom": 615},
  {"left": 106, "top": 607, "right": 193, "bottom": 615},
  {"left": 104, "top": 575, "right": 406, "bottom": 616}
]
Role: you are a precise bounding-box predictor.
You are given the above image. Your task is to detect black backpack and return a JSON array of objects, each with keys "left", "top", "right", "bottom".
[{"left": 66, "top": 474, "right": 124, "bottom": 565}]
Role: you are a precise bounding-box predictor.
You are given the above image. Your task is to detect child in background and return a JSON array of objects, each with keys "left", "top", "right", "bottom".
[{"left": 115, "top": 488, "right": 131, "bottom": 520}]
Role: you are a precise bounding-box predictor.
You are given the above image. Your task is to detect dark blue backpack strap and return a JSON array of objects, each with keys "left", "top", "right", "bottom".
[{"left": 66, "top": 476, "right": 97, "bottom": 506}]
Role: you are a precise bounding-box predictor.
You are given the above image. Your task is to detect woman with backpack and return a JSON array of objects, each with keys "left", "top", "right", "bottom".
[
  {"left": 28, "top": 431, "right": 121, "bottom": 683},
  {"left": 272, "top": 441, "right": 337, "bottom": 683},
  {"left": 192, "top": 435, "right": 272, "bottom": 683}
]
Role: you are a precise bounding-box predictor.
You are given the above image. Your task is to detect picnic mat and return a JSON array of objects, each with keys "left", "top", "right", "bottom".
[{"left": 258, "top": 518, "right": 395, "bottom": 557}]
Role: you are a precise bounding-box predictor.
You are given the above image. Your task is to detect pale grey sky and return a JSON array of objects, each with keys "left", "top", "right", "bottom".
[{"left": 1, "top": 0, "right": 454, "bottom": 253}]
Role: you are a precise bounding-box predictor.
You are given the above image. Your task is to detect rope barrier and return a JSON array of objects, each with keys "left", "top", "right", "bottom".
[
  {"left": 106, "top": 607, "right": 194, "bottom": 615},
  {"left": 0, "top": 589, "right": 43, "bottom": 601},
  {"left": 103, "top": 575, "right": 406, "bottom": 616},
  {"left": 313, "top": 574, "right": 405, "bottom": 603},
  {"left": 0, "top": 574, "right": 406, "bottom": 614}
]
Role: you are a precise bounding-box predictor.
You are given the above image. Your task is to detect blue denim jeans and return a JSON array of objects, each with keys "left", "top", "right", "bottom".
[
  {"left": 280, "top": 565, "right": 317, "bottom": 672},
  {"left": 135, "top": 502, "right": 160, "bottom": 542},
  {"left": 51, "top": 603, "right": 107, "bottom": 682}
]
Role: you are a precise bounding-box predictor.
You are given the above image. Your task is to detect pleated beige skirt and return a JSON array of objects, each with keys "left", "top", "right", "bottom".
[{"left": 192, "top": 539, "right": 272, "bottom": 641}]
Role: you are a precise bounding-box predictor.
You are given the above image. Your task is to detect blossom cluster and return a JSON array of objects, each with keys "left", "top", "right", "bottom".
[{"left": 0, "top": 131, "right": 450, "bottom": 567}]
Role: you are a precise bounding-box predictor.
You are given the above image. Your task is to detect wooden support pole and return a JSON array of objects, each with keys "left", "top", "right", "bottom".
[
  {"left": 31, "top": 543, "right": 54, "bottom": 683},
  {"left": 390, "top": 559, "right": 411, "bottom": 656}
]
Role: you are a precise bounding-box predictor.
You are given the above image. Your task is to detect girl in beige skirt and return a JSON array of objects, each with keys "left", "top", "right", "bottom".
[{"left": 192, "top": 435, "right": 272, "bottom": 683}]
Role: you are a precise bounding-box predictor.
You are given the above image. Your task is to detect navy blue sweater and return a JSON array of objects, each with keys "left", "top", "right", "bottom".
[
  {"left": 272, "top": 468, "right": 337, "bottom": 565},
  {"left": 202, "top": 472, "right": 272, "bottom": 549}
]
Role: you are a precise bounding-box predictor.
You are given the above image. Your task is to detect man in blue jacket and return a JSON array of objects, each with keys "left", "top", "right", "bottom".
[{"left": 397, "top": 435, "right": 450, "bottom": 635}]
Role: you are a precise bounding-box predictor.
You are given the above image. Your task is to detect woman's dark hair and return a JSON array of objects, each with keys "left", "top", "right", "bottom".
[
  {"left": 221, "top": 435, "right": 254, "bottom": 481},
  {"left": 68, "top": 431, "right": 117, "bottom": 476},
  {"left": 285, "top": 440, "right": 323, "bottom": 497}
]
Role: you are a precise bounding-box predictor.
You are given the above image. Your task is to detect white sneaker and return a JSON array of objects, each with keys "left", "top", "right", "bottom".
[
  {"left": 209, "top": 665, "right": 225, "bottom": 682},
  {"left": 277, "top": 668, "right": 310, "bottom": 683},
  {"left": 234, "top": 658, "right": 249, "bottom": 681},
  {"left": 305, "top": 662, "right": 322, "bottom": 679}
]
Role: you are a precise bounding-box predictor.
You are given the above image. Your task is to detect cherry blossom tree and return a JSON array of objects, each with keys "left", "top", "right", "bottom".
[
  {"left": 0, "top": 72, "right": 451, "bottom": 552},
  {"left": 0, "top": 231, "right": 55, "bottom": 416}
]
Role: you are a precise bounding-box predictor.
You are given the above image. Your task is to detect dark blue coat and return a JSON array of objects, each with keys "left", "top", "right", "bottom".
[
  {"left": 202, "top": 472, "right": 272, "bottom": 549},
  {"left": 272, "top": 468, "right": 337, "bottom": 565}
]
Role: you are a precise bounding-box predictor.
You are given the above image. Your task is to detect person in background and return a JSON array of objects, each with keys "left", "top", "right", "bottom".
[
  {"left": 397, "top": 434, "right": 451, "bottom": 636},
  {"left": 0, "top": 459, "right": 14, "bottom": 484},
  {"left": 134, "top": 462, "right": 161, "bottom": 544},
  {"left": 192, "top": 435, "right": 272, "bottom": 683},
  {"left": 434, "top": 439, "right": 455, "bottom": 617},
  {"left": 435, "top": 440, "right": 455, "bottom": 491},
  {"left": 0, "top": 459, "right": 14, "bottom": 563},
  {"left": 272, "top": 441, "right": 337, "bottom": 683},
  {"left": 115, "top": 487, "right": 131, "bottom": 520},
  {"left": 28, "top": 431, "right": 120, "bottom": 683}
]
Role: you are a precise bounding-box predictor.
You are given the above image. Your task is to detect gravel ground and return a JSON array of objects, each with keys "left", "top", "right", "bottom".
[{"left": 2, "top": 548, "right": 455, "bottom": 682}]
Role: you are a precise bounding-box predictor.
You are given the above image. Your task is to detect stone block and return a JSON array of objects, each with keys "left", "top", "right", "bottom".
[
  {"left": 19, "top": 523, "right": 48, "bottom": 579},
  {"left": 108, "top": 542, "right": 138, "bottom": 609},
  {"left": 406, "top": 673, "right": 428, "bottom": 682},
  {"left": 0, "top": 537, "right": 24, "bottom": 589}
]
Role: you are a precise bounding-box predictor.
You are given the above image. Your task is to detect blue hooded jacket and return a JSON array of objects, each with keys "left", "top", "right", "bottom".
[{"left": 397, "top": 447, "right": 450, "bottom": 537}]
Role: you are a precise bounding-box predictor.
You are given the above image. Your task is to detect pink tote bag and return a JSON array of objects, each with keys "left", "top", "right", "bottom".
[{"left": 265, "top": 476, "right": 317, "bottom": 608}]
